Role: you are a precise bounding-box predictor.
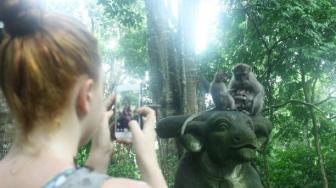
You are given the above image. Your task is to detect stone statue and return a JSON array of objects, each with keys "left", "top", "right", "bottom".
[
  {"left": 156, "top": 68, "right": 272, "bottom": 188},
  {"left": 156, "top": 110, "right": 272, "bottom": 188}
]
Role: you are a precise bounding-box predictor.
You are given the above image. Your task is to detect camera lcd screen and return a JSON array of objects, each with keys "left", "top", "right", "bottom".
[{"left": 114, "top": 83, "right": 142, "bottom": 141}]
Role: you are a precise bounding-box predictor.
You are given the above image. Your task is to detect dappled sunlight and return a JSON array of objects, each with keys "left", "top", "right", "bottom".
[
  {"left": 195, "top": 0, "right": 221, "bottom": 53},
  {"left": 45, "top": 0, "right": 92, "bottom": 27}
]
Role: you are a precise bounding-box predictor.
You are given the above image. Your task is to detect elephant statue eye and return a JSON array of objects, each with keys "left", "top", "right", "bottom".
[
  {"left": 246, "top": 120, "right": 255, "bottom": 130},
  {"left": 216, "top": 121, "right": 231, "bottom": 131}
]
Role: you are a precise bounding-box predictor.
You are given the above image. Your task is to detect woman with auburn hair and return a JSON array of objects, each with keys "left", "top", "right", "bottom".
[{"left": 0, "top": 0, "right": 167, "bottom": 187}]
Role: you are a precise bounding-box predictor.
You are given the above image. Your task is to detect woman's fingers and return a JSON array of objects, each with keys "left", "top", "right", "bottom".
[
  {"left": 137, "top": 107, "right": 156, "bottom": 132},
  {"left": 106, "top": 109, "right": 114, "bottom": 119},
  {"left": 129, "top": 120, "right": 142, "bottom": 141}
]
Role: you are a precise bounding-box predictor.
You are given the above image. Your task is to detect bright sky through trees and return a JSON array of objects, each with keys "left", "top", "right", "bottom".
[
  {"left": 168, "top": 0, "right": 221, "bottom": 53},
  {"left": 47, "top": 0, "right": 220, "bottom": 54},
  {"left": 45, "top": 0, "right": 92, "bottom": 28},
  {"left": 195, "top": 0, "right": 220, "bottom": 53}
]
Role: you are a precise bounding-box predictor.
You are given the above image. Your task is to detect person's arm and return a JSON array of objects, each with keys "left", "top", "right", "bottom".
[
  {"left": 128, "top": 107, "right": 167, "bottom": 188},
  {"left": 85, "top": 94, "right": 167, "bottom": 187},
  {"left": 85, "top": 94, "right": 115, "bottom": 173},
  {"left": 102, "top": 178, "right": 151, "bottom": 188}
]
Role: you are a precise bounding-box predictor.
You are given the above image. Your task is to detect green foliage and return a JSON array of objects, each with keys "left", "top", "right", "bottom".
[
  {"left": 160, "top": 153, "right": 178, "bottom": 188},
  {"left": 98, "top": 0, "right": 145, "bottom": 29},
  {"left": 74, "top": 142, "right": 178, "bottom": 185},
  {"left": 97, "top": 0, "right": 148, "bottom": 77},
  {"left": 261, "top": 143, "right": 336, "bottom": 188},
  {"left": 107, "top": 144, "right": 140, "bottom": 179},
  {"left": 204, "top": 0, "right": 336, "bottom": 187},
  {"left": 116, "top": 28, "right": 149, "bottom": 77},
  {"left": 75, "top": 142, "right": 140, "bottom": 179},
  {"left": 77, "top": 0, "right": 336, "bottom": 186},
  {"left": 75, "top": 142, "right": 91, "bottom": 167},
  {"left": 271, "top": 145, "right": 320, "bottom": 187}
]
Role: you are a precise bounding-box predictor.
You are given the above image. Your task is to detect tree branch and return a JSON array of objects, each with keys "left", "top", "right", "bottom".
[
  {"left": 269, "top": 36, "right": 292, "bottom": 52},
  {"left": 327, "top": 114, "right": 336, "bottom": 120},
  {"left": 315, "top": 89, "right": 336, "bottom": 105},
  {"left": 239, "top": 1, "right": 269, "bottom": 51},
  {"left": 265, "top": 99, "right": 323, "bottom": 113},
  {"left": 315, "top": 96, "right": 336, "bottom": 106},
  {"left": 265, "top": 97, "right": 336, "bottom": 121}
]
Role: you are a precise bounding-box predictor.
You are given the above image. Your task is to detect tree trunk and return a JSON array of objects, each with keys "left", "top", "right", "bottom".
[
  {"left": 309, "top": 108, "right": 328, "bottom": 188},
  {"left": 179, "top": 0, "right": 199, "bottom": 113},
  {"left": 145, "top": 0, "right": 186, "bottom": 179},
  {"left": 303, "top": 117, "right": 309, "bottom": 147},
  {"left": 300, "top": 65, "right": 328, "bottom": 188},
  {"left": 145, "top": 0, "right": 184, "bottom": 116},
  {"left": 145, "top": 0, "right": 169, "bottom": 115},
  {"left": 261, "top": 52, "right": 274, "bottom": 188}
]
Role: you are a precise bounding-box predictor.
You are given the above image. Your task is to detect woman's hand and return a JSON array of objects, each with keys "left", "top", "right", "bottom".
[
  {"left": 86, "top": 94, "right": 116, "bottom": 173},
  {"left": 129, "top": 107, "right": 167, "bottom": 188},
  {"left": 129, "top": 107, "right": 156, "bottom": 164}
]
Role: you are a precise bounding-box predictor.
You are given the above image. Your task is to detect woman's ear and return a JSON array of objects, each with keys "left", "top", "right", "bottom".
[{"left": 76, "top": 79, "right": 94, "bottom": 118}]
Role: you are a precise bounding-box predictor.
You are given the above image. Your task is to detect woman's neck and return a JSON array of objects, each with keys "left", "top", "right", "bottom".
[{"left": 5, "top": 111, "right": 81, "bottom": 173}]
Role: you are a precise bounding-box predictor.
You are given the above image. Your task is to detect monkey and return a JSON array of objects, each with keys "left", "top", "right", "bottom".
[
  {"left": 233, "top": 89, "right": 254, "bottom": 110},
  {"left": 209, "top": 70, "right": 235, "bottom": 110},
  {"left": 228, "top": 63, "right": 265, "bottom": 115}
]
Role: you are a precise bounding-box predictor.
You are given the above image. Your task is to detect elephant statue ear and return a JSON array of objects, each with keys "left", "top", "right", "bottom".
[
  {"left": 156, "top": 112, "right": 207, "bottom": 138},
  {"left": 251, "top": 115, "right": 273, "bottom": 146},
  {"left": 180, "top": 113, "right": 206, "bottom": 152},
  {"left": 156, "top": 114, "right": 191, "bottom": 138},
  {"left": 179, "top": 133, "right": 203, "bottom": 152},
  {"left": 156, "top": 112, "right": 206, "bottom": 152}
]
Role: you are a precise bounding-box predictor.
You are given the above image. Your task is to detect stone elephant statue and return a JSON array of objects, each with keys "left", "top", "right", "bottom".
[{"left": 156, "top": 110, "right": 272, "bottom": 188}]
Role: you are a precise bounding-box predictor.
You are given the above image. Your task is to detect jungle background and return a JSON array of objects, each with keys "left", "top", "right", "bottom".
[{"left": 1, "top": 0, "right": 336, "bottom": 187}]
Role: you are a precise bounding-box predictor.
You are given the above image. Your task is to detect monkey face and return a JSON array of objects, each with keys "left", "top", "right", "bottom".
[
  {"left": 233, "top": 64, "right": 251, "bottom": 81},
  {"left": 214, "top": 70, "right": 226, "bottom": 82},
  {"left": 235, "top": 72, "right": 249, "bottom": 81}
]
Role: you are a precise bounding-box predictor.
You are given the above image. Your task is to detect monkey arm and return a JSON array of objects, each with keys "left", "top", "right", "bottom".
[
  {"left": 249, "top": 78, "right": 265, "bottom": 115},
  {"left": 251, "top": 91, "right": 265, "bottom": 115}
]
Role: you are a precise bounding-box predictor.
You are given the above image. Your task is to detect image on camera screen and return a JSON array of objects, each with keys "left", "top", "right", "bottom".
[{"left": 114, "top": 83, "right": 142, "bottom": 140}]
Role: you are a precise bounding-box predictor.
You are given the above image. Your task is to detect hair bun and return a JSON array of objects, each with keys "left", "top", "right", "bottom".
[{"left": 0, "top": 0, "right": 43, "bottom": 37}]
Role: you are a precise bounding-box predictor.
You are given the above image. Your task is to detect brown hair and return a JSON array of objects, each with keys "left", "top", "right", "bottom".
[{"left": 0, "top": 0, "right": 101, "bottom": 135}]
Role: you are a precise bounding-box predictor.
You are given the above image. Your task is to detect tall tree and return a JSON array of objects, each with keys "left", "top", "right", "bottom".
[{"left": 179, "top": 0, "right": 199, "bottom": 113}]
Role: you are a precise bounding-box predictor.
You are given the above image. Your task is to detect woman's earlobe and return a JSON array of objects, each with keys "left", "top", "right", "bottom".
[{"left": 76, "top": 79, "right": 94, "bottom": 118}]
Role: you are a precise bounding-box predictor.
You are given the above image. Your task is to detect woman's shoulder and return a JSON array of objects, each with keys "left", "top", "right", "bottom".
[
  {"left": 72, "top": 168, "right": 151, "bottom": 188},
  {"left": 102, "top": 178, "right": 151, "bottom": 188},
  {"left": 44, "top": 167, "right": 107, "bottom": 188},
  {"left": 44, "top": 167, "right": 150, "bottom": 188}
]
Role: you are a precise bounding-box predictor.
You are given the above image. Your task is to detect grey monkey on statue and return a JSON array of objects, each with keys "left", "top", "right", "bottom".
[
  {"left": 210, "top": 70, "right": 235, "bottom": 110},
  {"left": 228, "top": 63, "right": 265, "bottom": 115}
]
